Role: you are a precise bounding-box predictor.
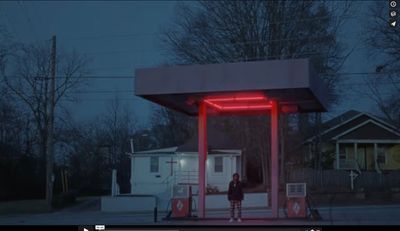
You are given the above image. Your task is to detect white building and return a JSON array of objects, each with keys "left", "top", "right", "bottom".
[
  {"left": 101, "top": 130, "right": 270, "bottom": 212},
  {"left": 130, "top": 130, "right": 243, "bottom": 196}
]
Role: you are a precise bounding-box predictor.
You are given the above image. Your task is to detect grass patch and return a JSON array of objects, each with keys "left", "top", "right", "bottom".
[{"left": 0, "top": 199, "right": 50, "bottom": 215}]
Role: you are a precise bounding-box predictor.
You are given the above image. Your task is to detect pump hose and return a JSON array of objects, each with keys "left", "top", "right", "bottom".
[{"left": 165, "top": 198, "right": 173, "bottom": 219}]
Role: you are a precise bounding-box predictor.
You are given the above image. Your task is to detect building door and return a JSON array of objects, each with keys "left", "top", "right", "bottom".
[
  {"left": 356, "top": 144, "right": 366, "bottom": 170},
  {"left": 366, "top": 145, "right": 375, "bottom": 170},
  {"left": 357, "top": 144, "right": 375, "bottom": 171}
]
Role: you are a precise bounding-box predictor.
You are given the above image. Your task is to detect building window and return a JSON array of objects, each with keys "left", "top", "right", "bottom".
[
  {"left": 377, "top": 145, "right": 386, "bottom": 164},
  {"left": 214, "top": 157, "right": 223, "bottom": 173},
  {"left": 150, "top": 156, "right": 159, "bottom": 173}
]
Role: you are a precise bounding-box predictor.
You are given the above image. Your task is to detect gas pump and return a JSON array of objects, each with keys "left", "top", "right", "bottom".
[
  {"left": 171, "top": 184, "right": 193, "bottom": 218},
  {"left": 286, "top": 183, "right": 307, "bottom": 218}
]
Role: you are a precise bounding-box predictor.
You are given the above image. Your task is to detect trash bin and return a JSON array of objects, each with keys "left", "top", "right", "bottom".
[{"left": 286, "top": 183, "right": 307, "bottom": 218}]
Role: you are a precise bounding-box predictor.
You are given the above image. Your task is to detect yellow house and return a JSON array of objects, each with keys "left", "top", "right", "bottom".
[{"left": 304, "top": 110, "right": 400, "bottom": 172}]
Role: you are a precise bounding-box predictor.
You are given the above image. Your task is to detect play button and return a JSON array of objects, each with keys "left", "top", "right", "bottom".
[{"left": 78, "top": 227, "right": 93, "bottom": 231}]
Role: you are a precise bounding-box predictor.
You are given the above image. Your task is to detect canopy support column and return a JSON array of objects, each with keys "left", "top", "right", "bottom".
[
  {"left": 270, "top": 100, "right": 279, "bottom": 218},
  {"left": 198, "top": 101, "right": 207, "bottom": 218}
]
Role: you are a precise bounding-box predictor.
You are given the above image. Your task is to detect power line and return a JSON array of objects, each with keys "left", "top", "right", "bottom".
[
  {"left": 59, "top": 92, "right": 398, "bottom": 102},
  {"left": 79, "top": 45, "right": 371, "bottom": 66},
  {"left": 8, "top": 87, "right": 395, "bottom": 100},
  {"left": 68, "top": 81, "right": 400, "bottom": 94},
  {"left": 333, "top": 71, "right": 400, "bottom": 76},
  {"left": 7, "top": 82, "right": 397, "bottom": 101},
  {"left": 4, "top": 75, "right": 135, "bottom": 79},
  {"left": 34, "top": 81, "right": 400, "bottom": 96},
  {"left": 62, "top": 32, "right": 160, "bottom": 41},
  {"left": 60, "top": 98, "right": 138, "bottom": 102},
  {"left": 88, "top": 65, "right": 139, "bottom": 71},
  {"left": 68, "top": 90, "right": 134, "bottom": 94},
  {"left": 84, "top": 49, "right": 161, "bottom": 56},
  {"left": 3, "top": 71, "right": 399, "bottom": 80}
]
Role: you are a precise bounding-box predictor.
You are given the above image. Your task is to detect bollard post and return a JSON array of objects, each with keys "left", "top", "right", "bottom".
[{"left": 154, "top": 206, "right": 158, "bottom": 223}]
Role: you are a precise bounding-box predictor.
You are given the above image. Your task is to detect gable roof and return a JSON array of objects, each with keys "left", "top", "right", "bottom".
[
  {"left": 332, "top": 119, "right": 400, "bottom": 140},
  {"left": 133, "top": 128, "right": 241, "bottom": 155},
  {"left": 134, "top": 146, "right": 177, "bottom": 155},
  {"left": 305, "top": 110, "right": 400, "bottom": 143},
  {"left": 321, "top": 110, "right": 361, "bottom": 130}
]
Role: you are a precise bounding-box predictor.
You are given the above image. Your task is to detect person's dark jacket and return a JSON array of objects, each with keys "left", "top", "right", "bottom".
[{"left": 227, "top": 180, "right": 244, "bottom": 201}]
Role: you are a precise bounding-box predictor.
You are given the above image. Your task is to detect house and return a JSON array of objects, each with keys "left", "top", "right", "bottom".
[
  {"left": 102, "top": 130, "right": 272, "bottom": 213},
  {"left": 304, "top": 110, "right": 400, "bottom": 172},
  {"left": 130, "top": 129, "right": 243, "bottom": 196}
]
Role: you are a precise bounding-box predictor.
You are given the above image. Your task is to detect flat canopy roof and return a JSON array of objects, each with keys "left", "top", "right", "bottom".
[{"left": 135, "top": 58, "right": 328, "bottom": 116}]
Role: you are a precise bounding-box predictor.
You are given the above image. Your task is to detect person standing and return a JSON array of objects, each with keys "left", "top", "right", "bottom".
[{"left": 227, "top": 173, "right": 244, "bottom": 222}]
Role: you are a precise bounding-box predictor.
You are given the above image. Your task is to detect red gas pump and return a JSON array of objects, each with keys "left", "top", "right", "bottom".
[
  {"left": 286, "top": 183, "right": 307, "bottom": 218},
  {"left": 171, "top": 184, "right": 193, "bottom": 218}
]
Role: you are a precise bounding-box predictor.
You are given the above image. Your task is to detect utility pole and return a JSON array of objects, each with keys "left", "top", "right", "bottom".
[{"left": 46, "top": 35, "right": 56, "bottom": 209}]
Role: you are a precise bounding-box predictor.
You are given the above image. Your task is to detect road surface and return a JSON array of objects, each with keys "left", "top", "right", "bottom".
[{"left": 0, "top": 204, "right": 399, "bottom": 225}]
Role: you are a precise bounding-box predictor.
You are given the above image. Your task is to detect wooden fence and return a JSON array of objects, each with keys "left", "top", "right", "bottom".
[{"left": 286, "top": 168, "right": 400, "bottom": 192}]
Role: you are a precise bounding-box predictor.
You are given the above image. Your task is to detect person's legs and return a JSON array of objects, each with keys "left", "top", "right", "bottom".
[
  {"left": 230, "top": 200, "right": 235, "bottom": 219},
  {"left": 237, "top": 201, "right": 242, "bottom": 220}
]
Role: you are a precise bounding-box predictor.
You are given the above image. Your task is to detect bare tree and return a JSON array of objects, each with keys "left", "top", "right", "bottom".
[
  {"left": 103, "top": 97, "right": 137, "bottom": 166},
  {"left": 102, "top": 97, "right": 137, "bottom": 192},
  {"left": 162, "top": 0, "right": 353, "bottom": 184},
  {"left": 363, "top": 1, "right": 400, "bottom": 128},
  {"left": 1, "top": 40, "right": 89, "bottom": 208},
  {"left": 150, "top": 107, "right": 195, "bottom": 148}
]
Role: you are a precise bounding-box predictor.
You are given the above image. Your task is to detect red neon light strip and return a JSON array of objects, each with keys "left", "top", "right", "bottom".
[
  {"left": 206, "top": 96, "right": 265, "bottom": 102},
  {"left": 204, "top": 100, "right": 272, "bottom": 111},
  {"left": 220, "top": 105, "right": 272, "bottom": 110},
  {"left": 203, "top": 95, "right": 272, "bottom": 111}
]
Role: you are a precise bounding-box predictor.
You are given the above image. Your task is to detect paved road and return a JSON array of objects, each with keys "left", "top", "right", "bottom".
[{"left": 0, "top": 204, "right": 399, "bottom": 225}]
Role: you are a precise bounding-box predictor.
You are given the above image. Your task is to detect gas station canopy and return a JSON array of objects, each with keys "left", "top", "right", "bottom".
[
  {"left": 134, "top": 58, "right": 328, "bottom": 219},
  {"left": 135, "top": 58, "right": 328, "bottom": 116}
]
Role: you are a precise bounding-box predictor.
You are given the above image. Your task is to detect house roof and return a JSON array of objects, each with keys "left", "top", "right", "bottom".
[
  {"left": 133, "top": 146, "right": 177, "bottom": 154},
  {"left": 133, "top": 129, "right": 241, "bottom": 155},
  {"left": 320, "top": 110, "right": 361, "bottom": 131},
  {"left": 305, "top": 110, "right": 400, "bottom": 143}
]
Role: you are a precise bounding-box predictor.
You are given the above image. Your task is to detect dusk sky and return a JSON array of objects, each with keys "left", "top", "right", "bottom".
[{"left": 0, "top": 1, "right": 382, "bottom": 127}]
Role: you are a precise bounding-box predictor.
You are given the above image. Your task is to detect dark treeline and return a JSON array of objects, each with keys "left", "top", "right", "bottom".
[{"left": 0, "top": 96, "right": 194, "bottom": 200}]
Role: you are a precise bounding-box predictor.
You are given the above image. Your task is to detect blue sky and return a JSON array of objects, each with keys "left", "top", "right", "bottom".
[{"left": 0, "top": 1, "right": 383, "bottom": 127}]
